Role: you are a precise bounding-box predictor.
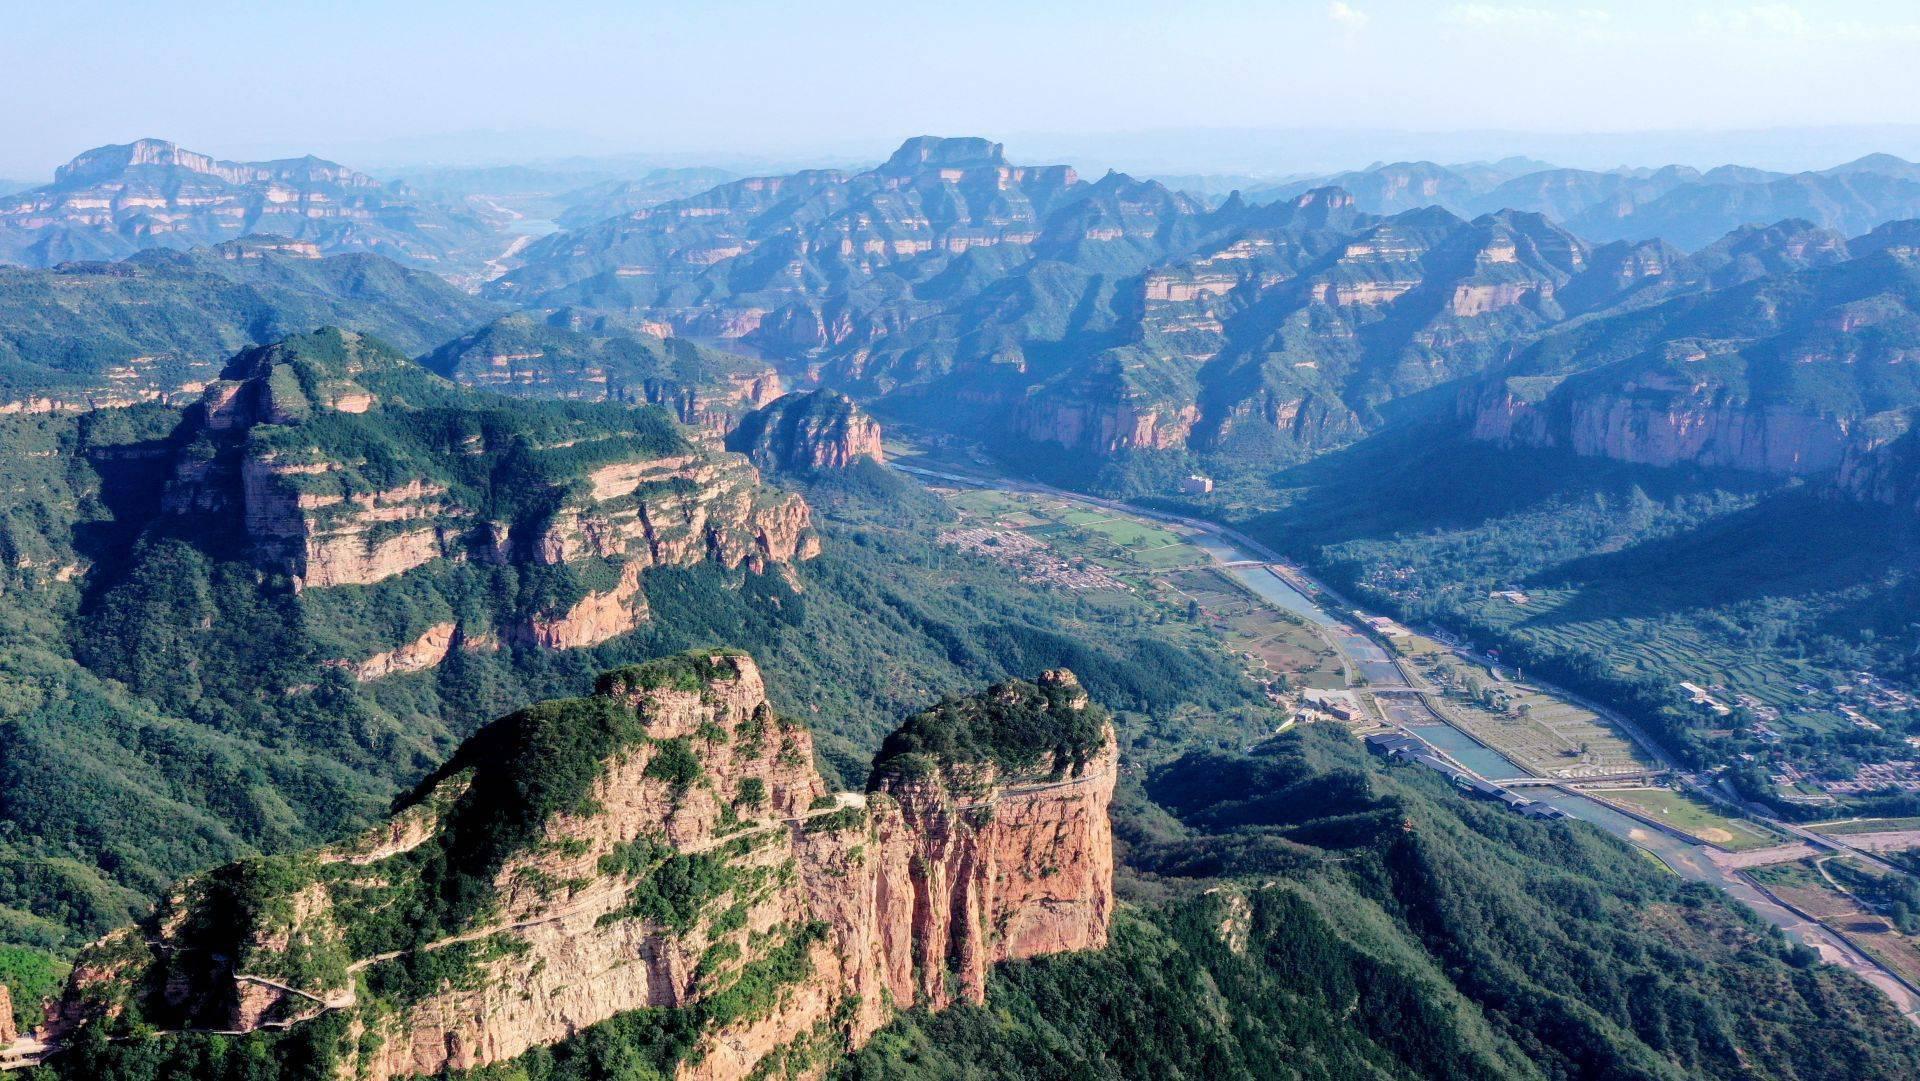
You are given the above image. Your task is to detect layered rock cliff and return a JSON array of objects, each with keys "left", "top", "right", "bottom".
[
  {"left": 1462, "top": 244, "right": 1920, "bottom": 480},
  {"left": 419, "top": 312, "right": 783, "bottom": 435},
  {"left": 1466, "top": 373, "right": 1863, "bottom": 475},
  {"left": 1836, "top": 410, "right": 1920, "bottom": 513},
  {"left": 151, "top": 328, "right": 816, "bottom": 670},
  {"left": 40, "top": 650, "right": 1117, "bottom": 1080},
  {"left": 725, "top": 390, "right": 884, "bottom": 471}
]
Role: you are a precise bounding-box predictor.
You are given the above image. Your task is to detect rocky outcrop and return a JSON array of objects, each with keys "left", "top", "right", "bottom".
[
  {"left": 860, "top": 669, "right": 1115, "bottom": 1009},
  {"left": 44, "top": 651, "right": 1117, "bottom": 1080},
  {"left": 725, "top": 390, "right": 884, "bottom": 471},
  {"left": 1013, "top": 393, "right": 1198, "bottom": 455},
  {"left": 329, "top": 621, "right": 460, "bottom": 681},
  {"left": 1010, "top": 359, "right": 1200, "bottom": 455},
  {"left": 1467, "top": 371, "right": 1864, "bottom": 476},
  {"left": 0, "top": 984, "right": 14, "bottom": 1046},
  {"left": 510, "top": 561, "right": 649, "bottom": 650},
  {"left": 1836, "top": 412, "right": 1920, "bottom": 513}
]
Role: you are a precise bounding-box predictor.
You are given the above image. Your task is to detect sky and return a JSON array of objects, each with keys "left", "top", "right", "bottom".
[{"left": 6, "top": 0, "right": 1920, "bottom": 178}]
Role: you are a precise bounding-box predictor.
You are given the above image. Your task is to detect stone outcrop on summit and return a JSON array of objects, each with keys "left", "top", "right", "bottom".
[{"left": 39, "top": 650, "right": 1117, "bottom": 1080}]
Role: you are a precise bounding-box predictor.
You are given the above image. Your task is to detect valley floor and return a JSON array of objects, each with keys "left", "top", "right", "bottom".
[{"left": 890, "top": 450, "right": 1920, "bottom": 1025}]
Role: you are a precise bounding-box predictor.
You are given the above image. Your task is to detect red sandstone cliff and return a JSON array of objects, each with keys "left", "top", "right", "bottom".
[{"left": 44, "top": 652, "right": 1116, "bottom": 1080}]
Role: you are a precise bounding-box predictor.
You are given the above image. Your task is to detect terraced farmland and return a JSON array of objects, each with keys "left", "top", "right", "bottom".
[{"left": 1405, "top": 652, "right": 1655, "bottom": 777}]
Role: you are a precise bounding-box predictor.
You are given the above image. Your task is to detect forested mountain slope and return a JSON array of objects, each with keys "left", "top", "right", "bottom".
[{"left": 0, "top": 240, "right": 496, "bottom": 407}]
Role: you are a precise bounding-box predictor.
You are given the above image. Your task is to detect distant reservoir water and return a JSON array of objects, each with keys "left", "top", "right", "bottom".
[
  {"left": 1191, "top": 536, "right": 1410, "bottom": 687},
  {"left": 1404, "top": 723, "right": 1527, "bottom": 779}
]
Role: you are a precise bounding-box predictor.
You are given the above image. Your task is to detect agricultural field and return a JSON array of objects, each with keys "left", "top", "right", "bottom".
[
  {"left": 1748, "top": 858, "right": 1920, "bottom": 987},
  {"left": 1810, "top": 817, "right": 1920, "bottom": 836},
  {"left": 933, "top": 484, "right": 1356, "bottom": 706},
  {"left": 1161, "top": 568, "right": 1348, "bottom": 692},
  {"left": 942, "top": 488, "right": 1204, "bottom": 573},
  {"left": 1598, "top": 787, "right": 1784, "bottom": 851},
  {"left": 1403, "top": 650, "right": 1655, "bottom": 778},
  {"left": 1468, "top": 587, "right": 1857, "bottom": 737}
]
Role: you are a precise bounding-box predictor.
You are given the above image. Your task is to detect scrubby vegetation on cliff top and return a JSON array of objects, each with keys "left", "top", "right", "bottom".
[{"left": 868, "top": 671, "right": 1109, "bottom": 785}]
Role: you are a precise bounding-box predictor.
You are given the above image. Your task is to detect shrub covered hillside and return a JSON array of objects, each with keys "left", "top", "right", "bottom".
[
  {"left": 0, "top": 367, "right": 1264, "bottom": 967},
  {"left": 846, "top": 724, "right": 1920, "bottom": 1081}
]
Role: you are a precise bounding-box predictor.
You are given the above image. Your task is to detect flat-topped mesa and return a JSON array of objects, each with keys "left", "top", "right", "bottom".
[
  {"left": 881, "top": 135, "right": 1009, "bottom": 172},
  {"left": 158, "top": 329, "right": 816, "bottom": 659},
  {"left": 2, "top": 138, "right": 493, "bottom": 271},
  {"left": 52, "top": 139, "right": 382, "bottom": 190},
  {"left": 725, "top": 390, "right": 885, "bottom": 471},
  {"left": 43, "top": 650, "right": 1117, "bottom": 1080}
]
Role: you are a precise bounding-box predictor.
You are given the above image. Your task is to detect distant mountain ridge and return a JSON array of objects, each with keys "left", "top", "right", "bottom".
[
  {"left": 0, "top": 138, "right": 502, "bottom": 273},
  {"left": 1247, "top": 153, "right": 1920, "bottom": 250},
  {"left": 489, "top": 138, "right": 1920, "bottom": 470}
]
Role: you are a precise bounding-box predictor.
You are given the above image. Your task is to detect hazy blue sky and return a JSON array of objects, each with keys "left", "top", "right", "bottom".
[{"left": 6, "top": 0, "right": 1920, "bottom": 176}]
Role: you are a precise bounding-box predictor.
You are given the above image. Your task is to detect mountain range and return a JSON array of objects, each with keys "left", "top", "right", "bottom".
[
  {"left": 481, "top": 138, "right": 1920, "bottom": 482},
  {"left": 9, "top": 131, "right": 1920, "bottom": 1080},
  {"left": 1246, "top": 153, "right": 1920, "bottom": 250},
  {"left": 0, "top": 139, "right": 502, "bottom": 275}
]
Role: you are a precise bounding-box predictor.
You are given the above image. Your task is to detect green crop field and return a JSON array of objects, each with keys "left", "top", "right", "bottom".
[{"left": 1601, "top": 788, "right": 1784, "bottom": 851}]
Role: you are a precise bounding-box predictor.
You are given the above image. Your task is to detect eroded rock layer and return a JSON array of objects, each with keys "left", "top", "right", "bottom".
[{"left": 151, "top": 328, "right": 817, "bottom": 672}]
